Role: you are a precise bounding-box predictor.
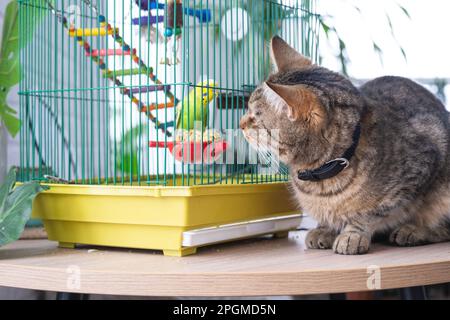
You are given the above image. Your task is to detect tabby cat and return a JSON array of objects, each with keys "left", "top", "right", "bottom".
[{"left": 240, "top": 36, "right": 450, "bottom": 255}]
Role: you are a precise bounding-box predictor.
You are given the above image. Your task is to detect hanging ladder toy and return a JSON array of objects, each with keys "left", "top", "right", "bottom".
[
  {"left": 131, "top": 1, "right": 227, "bottom": 163},
  {"left": 45, "top": 0, "right": 177, "bottom": 137}
]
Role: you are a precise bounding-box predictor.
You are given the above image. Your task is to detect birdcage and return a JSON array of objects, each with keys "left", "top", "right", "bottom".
[{"left": 18, "top": 0, "right": 320, "bottom": 256}]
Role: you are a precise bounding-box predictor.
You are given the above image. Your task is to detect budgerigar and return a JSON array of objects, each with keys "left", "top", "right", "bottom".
[{"left": 176, "top": 80, "right": 218, "bottom": 131}]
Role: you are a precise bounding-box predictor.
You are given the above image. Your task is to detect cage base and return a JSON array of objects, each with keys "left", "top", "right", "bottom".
[
  {"left": 32, "top": 181, "right": 300, "bottom": 257},
  {"left": 55, "top": 229, "right": 292, "bottom": 257},
  {"left": 55, "top": 232, "right": 291, "bottom": 257},
  {"left": 59, "top": 242, "right": 198, "bottom": 257},
  {"left": 45, "top": 215, "right": 299, "bottom": 257},
  {"left": 164, "top": 247, "right": 198, "bottom": 257},
  {"left": 58, "top": 242, "right": 76, "bottom": 249}
]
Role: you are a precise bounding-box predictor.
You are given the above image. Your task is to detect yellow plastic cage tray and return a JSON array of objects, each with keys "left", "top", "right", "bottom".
[{"left": 31, "top": 181, "right": 300, "bottom": 257}]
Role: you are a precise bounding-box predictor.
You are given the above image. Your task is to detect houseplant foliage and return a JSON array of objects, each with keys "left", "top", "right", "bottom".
[
  {"left": 212, "top": 0, "right": 410, "bottom": 77},
  {"left": 0, "top": 168, "right": 48, "bottom": 247},
  {"left": 0, "top": 0, "right": 50, "bottom": 137},
  {"left": 318, "top": 2, "right": 410, "bottom": 76},
  {"left": 0, "top": 0, "right": 21, "bottom": 137}
]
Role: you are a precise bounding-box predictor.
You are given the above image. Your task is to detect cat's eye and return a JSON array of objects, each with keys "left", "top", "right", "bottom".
[{"left": 255, "top": 111, "right": 262, "bottom": 116}]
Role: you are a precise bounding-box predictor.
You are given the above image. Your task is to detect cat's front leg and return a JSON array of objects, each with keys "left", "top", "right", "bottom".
[
  {"left": 389, "top": 223, "right": 450, "bottom": 247},
  {"left": 305, "top": 225, "right": 338, "bottom": 250},
  {"left": 333, "top": 224, "right": 372, "bottom": 255}
]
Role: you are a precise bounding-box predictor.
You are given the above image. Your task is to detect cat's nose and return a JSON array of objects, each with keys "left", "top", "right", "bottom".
[
  {"left": 240, "top": 115, "right": 253, "bottom": 130},
  {"left": 239, "top": 114, "right": 255, "bottom": 130}
]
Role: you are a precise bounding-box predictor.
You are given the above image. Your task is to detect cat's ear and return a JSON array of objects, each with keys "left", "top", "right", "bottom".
[
  {"left": 263, "top": 82, "right": 323, "bottom": 124},
  {"left": 270, "top": 36, "right": 312, "bottom": 72}
]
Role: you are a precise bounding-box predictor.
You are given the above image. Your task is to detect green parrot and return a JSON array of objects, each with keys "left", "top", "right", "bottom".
[{"left": 175, "top": 80, "right": 218, "bottom": 131}]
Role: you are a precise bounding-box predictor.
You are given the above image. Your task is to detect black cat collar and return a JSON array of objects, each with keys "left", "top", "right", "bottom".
[{"left": 297, "top": 123, "right": 361, "bottom": 182}]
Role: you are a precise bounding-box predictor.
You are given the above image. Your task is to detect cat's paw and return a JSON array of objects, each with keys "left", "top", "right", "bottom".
[
  {"left": 333, "top": 232, "right": 371, "bottom": 255},
  {"left": 389, "top": 225, "right": 425, "bottom": 247},
  {"left": 305, "top": 228, "right": 336, "bottom": 250}
]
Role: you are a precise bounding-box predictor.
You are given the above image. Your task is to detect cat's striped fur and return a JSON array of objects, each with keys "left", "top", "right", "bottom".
[{"left": 240, "top": 36, "right": 450, "bottom": 255}]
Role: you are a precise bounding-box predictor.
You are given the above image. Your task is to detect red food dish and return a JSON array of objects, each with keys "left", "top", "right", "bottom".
[{"left": 149, "top": 140, "right": 228, "bottom": 164}]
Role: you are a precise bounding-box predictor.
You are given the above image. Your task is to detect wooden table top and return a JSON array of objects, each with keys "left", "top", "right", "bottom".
[{"left": 1, "top": 233, "right": 450, "bottom": 297}]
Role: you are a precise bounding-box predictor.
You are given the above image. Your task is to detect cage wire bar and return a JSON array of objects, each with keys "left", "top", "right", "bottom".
[{"left": 18, "top": 0, "right": 320, "bottom": 187}]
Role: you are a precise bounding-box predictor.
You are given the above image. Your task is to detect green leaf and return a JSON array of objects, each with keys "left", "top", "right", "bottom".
[
  {"left": 0, "top": 91, "right": 21, "bottom": 137},
  {"left": 116, "top": 125, "right": 148, "bottom": 177},
  {"left": 319, "top": 19, "right": 331, "bottom": 39},
  {"left": 0, "top": 1, "right": 19, "bottom": 56},
  {"left": 0, "top": 59, "right": 20, "bottom": 87},
  {"left": 0, "top": 179, "right": 49, "bottom": 247},
  {"left": 386, "top": 13, "right": 394, "bottom": 37},
  {"left": 0, "top": 206, "right": 32, "bottom": 245},
  {"left": 400, "top": 46, "right": 407, "bottom": 62},
  {"left": 336, "top": 37, "right": 349, "bottom": 76},
  {"left": 0, "top": 169, "right": 17, "bottom": 216},
  {"left": 385, "top": 11, "right": 408, "bottom": 63},
  {"left": 0, "top": 1, "right": 20, "bottom": 84},
  {"left": 352, "top": 5, "right": 362, "bottom": 14},
  {"left": 1, "top": 109, "right": 21, "bottom": 137},
  {"left": 0, "top": 1, "right": 20, "bottom": 137},
  {"left": 338, "top": 38, "right": 346, "bottom": 50},
  {"left": 0, "top": 1, "right": 52, "bottom": 138},
  {"left": 373, "top": 42, "right": 382, "bottom": 53},
  {"left": 2, "top": 103, "right": 16, "bottom": 114},
  {"left": 373, "top": 42, "right": 383, "bottom": 65},
  {"left": 397, "top": 4, "right": 411, "bottom": 20}
]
